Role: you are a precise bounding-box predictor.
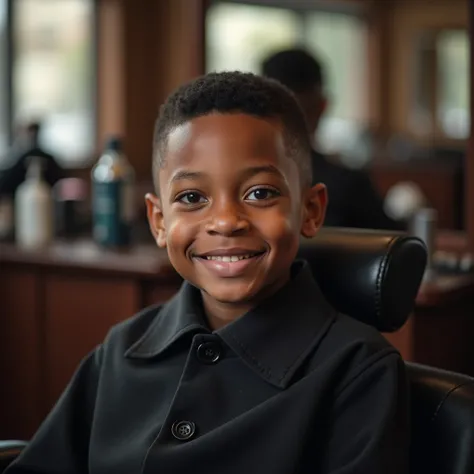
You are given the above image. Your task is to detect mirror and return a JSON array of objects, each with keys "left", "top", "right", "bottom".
[{"left": 205, "top": 0, "right": 469, "bottom": 231}]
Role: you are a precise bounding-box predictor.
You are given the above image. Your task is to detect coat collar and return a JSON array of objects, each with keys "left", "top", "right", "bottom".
[{"left": 125, "top": 261, "right": 336, "bottom": 388}]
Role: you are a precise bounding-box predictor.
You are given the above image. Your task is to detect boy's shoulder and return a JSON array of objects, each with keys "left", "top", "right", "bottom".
[
  {"left": 330, "top": 311, "right": 395, "bottom": 354},
  {"left": 102, "top": 302, "right": 166, "bottom": 355},
  {"left": 100, "top": 279, "right": 398, "bottom": 374},
  {"left": 302, "top": 309, "right": 401, "bottom": 390},
  {"left": 96, "top": 261, "right": 401, "bottom": 391}
]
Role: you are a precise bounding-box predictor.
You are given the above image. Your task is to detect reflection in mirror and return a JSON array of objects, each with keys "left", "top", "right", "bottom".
[
  {"left": 12, "top": 0, "right": 95, "bottom": 165},
  {"left": 0, "top": 0, "right": 7, "bottom": 152},
  {"left": 437, "top": 30, "right": 469, "bottom": 139},
  {"left": 206, "top": 1, "right": 368, "bottom": 159},
  {"left": 205, "top": 0, "right": 470, "bottom": 231},
  {"left": 411, "top": 29, "right": 469, "bottom": 141}
]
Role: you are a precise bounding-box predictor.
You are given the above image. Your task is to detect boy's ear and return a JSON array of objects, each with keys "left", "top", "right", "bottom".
[
  {"left": 300, "top": 183, "right": 327, "bottom": 239},
  {"left": 145, "top": 193, "right": 167, "bottom": 248}
]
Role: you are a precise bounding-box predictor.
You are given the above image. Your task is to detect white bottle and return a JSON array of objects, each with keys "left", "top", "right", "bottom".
[{"left": 15, "top": 157, "right": 54, "bottom": 248}]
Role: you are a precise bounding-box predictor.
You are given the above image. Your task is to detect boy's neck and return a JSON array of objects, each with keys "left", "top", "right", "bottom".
[
  {"left": 202, "top": 297, "right": 251, "bottom": 330},
  {"left": 200, "top": 270, "right": 292, "bottom": 330}
]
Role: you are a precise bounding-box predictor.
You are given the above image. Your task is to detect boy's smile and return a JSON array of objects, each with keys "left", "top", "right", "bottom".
[
  {"left": 147, "top": 113, "right": 326, "bottom": 327},
  {"left": 194, "top": 248, "right": 266, "bottom": 278}
]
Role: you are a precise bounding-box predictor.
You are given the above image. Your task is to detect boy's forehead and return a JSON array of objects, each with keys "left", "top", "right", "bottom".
[{"left": 165, "top": 113, "right": 287, "bottom": 166}]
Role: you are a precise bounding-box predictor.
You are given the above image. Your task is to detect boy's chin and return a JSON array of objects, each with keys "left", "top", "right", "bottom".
[{"left": 202, "top": 281, "right": 263, "bottom": 307}]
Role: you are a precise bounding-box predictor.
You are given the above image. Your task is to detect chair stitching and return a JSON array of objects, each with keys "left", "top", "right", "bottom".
[
  {"left": 431, "top": 381, "right": 474, "bottom": 422},
  {"left": 374, "top": 235, "right": 399, "bottom": 321}
]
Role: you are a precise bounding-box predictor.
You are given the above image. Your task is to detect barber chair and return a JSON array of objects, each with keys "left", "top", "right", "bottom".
[
  {"left": 1, "top": 228, "right": 473, "bottom": 474},
  {"left": 299, "top": 227, "right": 474, "bottom": 474}
]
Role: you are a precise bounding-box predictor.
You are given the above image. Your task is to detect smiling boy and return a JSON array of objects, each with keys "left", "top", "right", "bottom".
[{"left": 6, "top": 72, "right": 409, "bottom": 474}]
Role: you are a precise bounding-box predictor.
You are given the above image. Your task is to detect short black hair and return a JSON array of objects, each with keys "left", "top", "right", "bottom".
[
  {"left": 153, "top": 71, "right": 312, "bottom": 190},
  {"left": 261, "top": 48, "right": 324, "bottom": 94}
]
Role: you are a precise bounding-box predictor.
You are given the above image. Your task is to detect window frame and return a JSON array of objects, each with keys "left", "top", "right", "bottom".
[
  {"left": 1, "top": 0, "right": 99, "bottom": 166},
  {"left": 410, "top": 26, "right": 469, "bottom": 143},
  {"left": 206, "top": 0, "right": 365, "bottom": 16}
]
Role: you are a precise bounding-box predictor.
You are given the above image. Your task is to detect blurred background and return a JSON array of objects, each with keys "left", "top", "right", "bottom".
[
  {"left": 2, "top": 0, "right": 474, "bottom": 442},
  {"left": 0, "top": 0, "right": 471, "bottom": 229}
]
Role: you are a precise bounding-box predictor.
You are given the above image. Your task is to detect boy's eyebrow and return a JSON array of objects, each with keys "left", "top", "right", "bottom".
[
  {"left": 170, "top": 165, "right": 283, "bottom": 184},
  {"left": 241, "top": 165, "right": 284, "bottom": 180},
  {"left": 170, "top": 170, "right": 205, "bottom": 184}
]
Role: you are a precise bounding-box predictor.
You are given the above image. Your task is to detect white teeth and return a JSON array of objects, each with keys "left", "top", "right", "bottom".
[{"left": 205, "top": 254, "right": 254, "bottom": 262}]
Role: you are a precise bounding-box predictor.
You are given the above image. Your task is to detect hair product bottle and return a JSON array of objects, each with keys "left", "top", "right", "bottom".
[{"left": 91, "top": 137, "right": 135, "bottom": 248}]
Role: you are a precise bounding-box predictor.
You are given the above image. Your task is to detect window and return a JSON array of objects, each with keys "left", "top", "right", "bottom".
[
  {"left": 304, "top": 12, "right": 367, "bottom": 153},
  {"left": 206, "top": 3, "right": 302, "bottom": 74},
  {"left": 206, "top": 1, "right": 368, "bottom": 157},
  {"left": 437, "top": 30, "right": 469, "bottom": 139},
  {"left": 1, "top": 0, "right": 96, "bottom": 166},
  {"left": 0, "top": 0, "right": 7, "bottom": 152},
  {"left": 411, "top": 28, "right": 469, "bottom": 141}
]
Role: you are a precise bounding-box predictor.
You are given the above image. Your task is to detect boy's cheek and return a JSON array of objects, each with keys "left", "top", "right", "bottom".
[
  {"left": 165, "top": 218, "right": 198, "bottom": 252},
  {"left": 257, "top": 213, "right": 296, "bottom": 240}
]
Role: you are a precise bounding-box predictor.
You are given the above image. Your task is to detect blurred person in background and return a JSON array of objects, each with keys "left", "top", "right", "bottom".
[
  {"left": 0, "top": 121, "right": 64, "bottom": 198},
  {"left": 261, "top": 49, "right": 403, "bottom": 230}
]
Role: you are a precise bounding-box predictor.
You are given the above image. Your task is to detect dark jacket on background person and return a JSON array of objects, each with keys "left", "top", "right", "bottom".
[
  {"left": 312, "top": 150, "right": 403, "bottom": 230},
  {"left": 0, "top": 145, "right": 64, "bottom": 198}
]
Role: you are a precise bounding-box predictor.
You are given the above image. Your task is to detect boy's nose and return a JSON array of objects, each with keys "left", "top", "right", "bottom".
[{"left": 205, "top": 203, "right": 250, "bottom": 236}]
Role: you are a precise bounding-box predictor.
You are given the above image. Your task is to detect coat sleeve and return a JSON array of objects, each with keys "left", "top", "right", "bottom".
[
  {"left": 319, "top": 352, "right": 410, "bottom": 474},
  {"left": 5, "top": 347, "right": 103, "bottom": 474}
]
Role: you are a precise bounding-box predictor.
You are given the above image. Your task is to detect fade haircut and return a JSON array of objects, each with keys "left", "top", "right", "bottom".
[{"left": 152, "top": 71, "right": 312, "bottom": 191}]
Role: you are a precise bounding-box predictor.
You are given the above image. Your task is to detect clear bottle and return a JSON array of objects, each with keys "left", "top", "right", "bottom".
[
  {"left": 15, "top": 156, "right": 54, "bottom": 248},
  {"left": 91, "top": 137, "right": 135, "bottom": 247}
]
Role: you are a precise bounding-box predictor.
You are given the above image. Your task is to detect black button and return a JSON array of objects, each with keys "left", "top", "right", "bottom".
[
  {"left": 196, "top": 342, "right": 222, "bottom": 364},
  {"left": 171, "top": 421, "right": 196, "bottom": 441}
]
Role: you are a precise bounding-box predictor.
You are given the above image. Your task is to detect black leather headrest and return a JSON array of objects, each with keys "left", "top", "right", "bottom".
[{"left": 297, "top": 227, "right": 427, "bottom": 332}]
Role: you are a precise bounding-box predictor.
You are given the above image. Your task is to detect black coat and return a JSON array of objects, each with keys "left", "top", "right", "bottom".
[
  {"left": 7, "top": 262, "right": 409, "bottom": 474},
  {"left": 312, "top": 151, "right": 403, "bottom": 230}
]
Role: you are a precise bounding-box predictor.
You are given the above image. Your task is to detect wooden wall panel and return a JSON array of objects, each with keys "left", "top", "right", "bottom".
[
  {"left": 96, "top": 0, "right": 206, "bottom": 182},
  {"left": 97, "top": 0, "right": 126, "bottom": 149},
  {"left": 0, "top": 268, "right": 42, "bottom": 439},
  {"left": 383, "top": 316, "right": 414, "bottom": 361},
  {"left": 43, "top": 275, "right": 140, "bottom": 410},
  {"left": 467, "top": 0, "right": 474, "bottom": 251},
  {"left": 386, "top": 0, "right": 468, "bottom": 136}
]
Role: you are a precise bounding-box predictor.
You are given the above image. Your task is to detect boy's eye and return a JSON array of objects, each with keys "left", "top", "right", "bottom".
[
  {"left": 177, "top": 192, "right": 207, "bottom": 205},
  {"left": 245, "top": 187, "right": 280, "bottom": 201}
]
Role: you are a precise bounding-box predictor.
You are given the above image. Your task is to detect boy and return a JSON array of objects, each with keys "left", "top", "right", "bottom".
[{"left": 6, "top": 72, "right": 408, "bottom": 473}]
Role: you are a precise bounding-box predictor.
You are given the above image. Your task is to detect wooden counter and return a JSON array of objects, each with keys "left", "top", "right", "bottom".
[
  {"left": 0, "top": 240, "right": 182, "bottom": 440},
  {"left": 384, "top": 231, "right": 474, "bottom": 379}
]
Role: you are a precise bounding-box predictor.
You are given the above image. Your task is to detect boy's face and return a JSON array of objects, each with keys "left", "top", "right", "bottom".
[{"left": 146, "top": 113, "right": 326, "bottom": 315}]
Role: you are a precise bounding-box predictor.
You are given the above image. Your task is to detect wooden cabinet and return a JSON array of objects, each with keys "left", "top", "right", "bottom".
[
  {"left": 0, "top": 269, "right": 43, "bottom": 439},
  {"left": 0, "top": 241, "right": 181, "bottom": 439},
  {"left": 385, "top": 275, "right": 474, "bottom": 375},
  {"left": 43, "top": 275, "right": 142, "bottom": 408}
]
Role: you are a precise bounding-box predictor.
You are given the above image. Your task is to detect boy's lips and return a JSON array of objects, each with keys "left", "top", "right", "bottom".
[{"left": 193, "top": 248, "right": 266, "bottom": 277}]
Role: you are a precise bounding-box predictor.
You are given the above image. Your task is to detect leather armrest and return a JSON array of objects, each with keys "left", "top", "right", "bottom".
[{"left": 0, "top": 441, "right": 27, "bottom": 472}]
